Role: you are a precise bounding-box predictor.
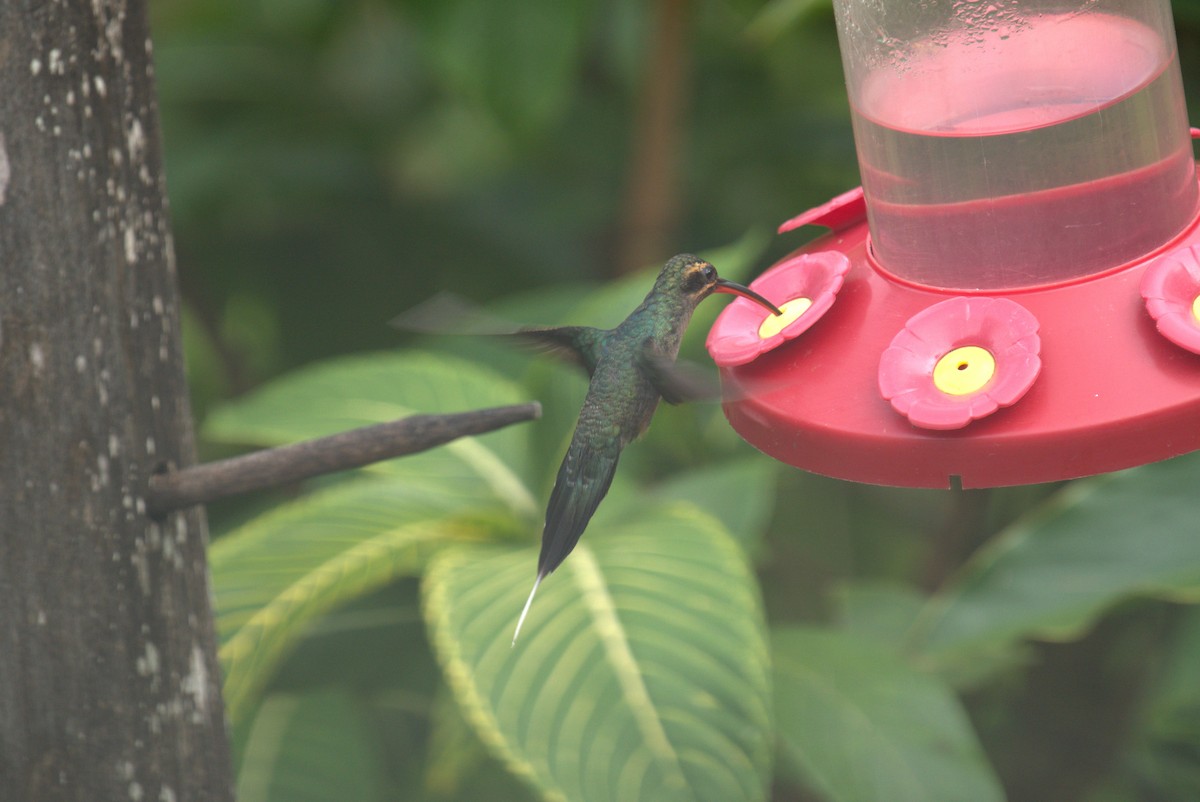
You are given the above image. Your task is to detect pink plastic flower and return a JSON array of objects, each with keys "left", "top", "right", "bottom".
[
  {"left": 706, "top": 251, "right": 851, "bottom": 367},
  {"left": 1140, "top": 244, "right": 1200, "bottom": 355},
  {"left": 878, "top": 297, "right": 1041, "bottom": 430}
]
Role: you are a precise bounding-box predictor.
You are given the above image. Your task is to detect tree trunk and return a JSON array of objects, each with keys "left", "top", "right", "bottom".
[{"left": 0, "top": 2, "right": 234, "bottom": 800}]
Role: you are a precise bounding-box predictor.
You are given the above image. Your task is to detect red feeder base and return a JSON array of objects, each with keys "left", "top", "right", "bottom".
[{"left": 717, "top": 181, "right": 1200, "bottom": 488}]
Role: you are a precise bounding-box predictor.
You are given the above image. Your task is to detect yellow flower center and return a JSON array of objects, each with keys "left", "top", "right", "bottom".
[
  {"left": 1192, "top": 293, "right": 1200, "bottom": 323},
  {"left": 933, "top": 346, "right": 996, "bottom": 396},
  {"left": 758, "top": 297, "right": 813, "bottom": 339}
]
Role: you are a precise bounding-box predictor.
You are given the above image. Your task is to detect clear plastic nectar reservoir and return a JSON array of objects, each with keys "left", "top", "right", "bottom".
[{"left": 837, "top": 3, "right": 1196, "bottom": 288}]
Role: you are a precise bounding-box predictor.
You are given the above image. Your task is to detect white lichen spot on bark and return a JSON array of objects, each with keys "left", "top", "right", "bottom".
[
  {"left": 181, "top": 644, "right": 209, "bottom": 720},
  {"left": 0, "top": 132, "right": 10, "bottom": 205},
  {"left": 29, "top": 343, "right": 45, "bottom": 374},
  {"left": 131, "top": 544, "right": 151, "bottom": 596},
  {"left": 127, "top": 118, "right": 145, "bottom": 163},
  {"left": 136, "top": 641, "right": 160, "bottom": 679},
  {"left": 124, "top": 226, "right": 137, "bottom": 264}
]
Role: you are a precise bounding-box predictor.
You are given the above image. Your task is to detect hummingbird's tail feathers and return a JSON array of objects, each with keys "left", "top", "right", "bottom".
[
  {"left": 512, "top": 573, "right": 544, "bottom": 646},
  {"left": 537, "top": 441, "right": 620, "bottom": 577}
]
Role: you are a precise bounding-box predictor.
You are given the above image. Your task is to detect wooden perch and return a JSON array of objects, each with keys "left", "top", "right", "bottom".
[{"left": 146, "top": 402, "right": 541, "bottom": 516}]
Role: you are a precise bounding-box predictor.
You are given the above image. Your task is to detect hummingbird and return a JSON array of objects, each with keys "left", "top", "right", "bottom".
[{"left": 509, "top": 254, "right": 781, "bottom": 643}]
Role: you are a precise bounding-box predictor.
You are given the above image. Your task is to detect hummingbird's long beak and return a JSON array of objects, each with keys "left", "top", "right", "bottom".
[{"left": 713, "top": 278, "right": 783, "bottom": 316}]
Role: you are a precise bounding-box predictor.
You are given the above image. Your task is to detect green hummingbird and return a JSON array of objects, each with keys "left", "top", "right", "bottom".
[{"left": 510, "top": 254, "right": 781, "bottom": 643}]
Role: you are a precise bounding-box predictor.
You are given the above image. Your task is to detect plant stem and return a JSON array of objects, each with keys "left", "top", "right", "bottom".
[{"left": 146, "top": 402, "right": 541, "bottom": 515}]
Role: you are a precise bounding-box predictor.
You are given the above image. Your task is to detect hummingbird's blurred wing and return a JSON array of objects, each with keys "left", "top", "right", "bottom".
[
  {"left": 639, "top": 342, "right": 802, "bottom": 406},
  {"left": 389, "top": 292, "right": 517, "bottom": 336},
  {"left": 537, "top": 438, "right": 620, "bottom": 578},
  {"left": 515, "top": 326, "right": 607, "bottom": 378},
  {"left": 638, "top": 345, "right": 720, "bottom": 405},
  {"left": 391, "top": 292, "right": 606, "bottom": 377}
]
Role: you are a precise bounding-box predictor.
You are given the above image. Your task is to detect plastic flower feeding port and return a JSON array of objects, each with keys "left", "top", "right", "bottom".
[{"left": 709, "top": 0, "right": 1200, "bottom": 488}]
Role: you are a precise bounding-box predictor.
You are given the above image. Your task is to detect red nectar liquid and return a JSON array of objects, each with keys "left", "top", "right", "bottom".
[{"left": 852, "top": 12, "right": 1197, "bottom": 289}]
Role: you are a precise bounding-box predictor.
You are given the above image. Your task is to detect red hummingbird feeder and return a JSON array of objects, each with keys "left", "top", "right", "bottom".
[{"left": 708, "top": 0, "right": 1200, "bottom": 488}]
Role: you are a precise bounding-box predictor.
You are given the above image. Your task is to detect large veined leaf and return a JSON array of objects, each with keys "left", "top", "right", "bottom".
[
  {"left": 203, "top": 351, "right": 538, "bottom": 515},
  {"left": 236, "top": 689, "right": 384, "bottom": 802},
  {"left": 211, "top": 474, "right": 487, "bottom": 723},
  {"left": 773, "top": 627, "right": 1004, "bottom": 802},
  {"left": 423, "top": 686, "right": 541, "bottom": 802},
  {"left": 423, "top": 505, "right": 773, "bottom": 802},
  {"left": 912, "top": 452, "right": 1200, "bottom": 659}
]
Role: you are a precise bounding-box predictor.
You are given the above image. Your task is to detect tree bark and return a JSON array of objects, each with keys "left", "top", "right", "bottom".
[{"left": 0, "top": 2, "right": 234, "bottom": 800}]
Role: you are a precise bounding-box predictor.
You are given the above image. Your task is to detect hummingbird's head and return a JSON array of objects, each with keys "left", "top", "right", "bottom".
[{"left": 657, "top": 254, "right": 782, "bottom": 316}]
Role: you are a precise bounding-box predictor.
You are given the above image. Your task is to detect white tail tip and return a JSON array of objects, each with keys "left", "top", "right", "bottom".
[{"left": 512, "top": 574, "right": 543, "bottom": 647}]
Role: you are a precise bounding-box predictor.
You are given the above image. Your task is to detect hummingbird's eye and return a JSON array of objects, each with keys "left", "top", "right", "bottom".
[
  {"left": 685, "top": 264, "right": 716, "bottom": 292},
  {"left": 682, "top": 262, "right": 718, "bottom": 293}
]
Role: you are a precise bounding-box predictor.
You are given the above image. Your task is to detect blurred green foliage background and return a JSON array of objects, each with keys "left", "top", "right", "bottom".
[
  {"left": 151, "top": 1, "right": 1200, "bottom": 800},
  {"left": 155, "top": 0, "right": 854, "bottom": 409}
]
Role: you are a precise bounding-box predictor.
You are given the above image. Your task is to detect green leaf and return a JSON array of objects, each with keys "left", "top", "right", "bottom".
[
  {"left": 913, "top": 453, "right": 1200, "bottom": 659},
  {"left": 203, "top": 350, "right": 538, "bottom": 516},
  {"left": 423, "top": 505, "right": 773, "bottom": 802},
  {"left": 423, "top": 687, "right": 540, "bottom": 802},
  {"left": 648, "top": 457, "right": 777, "bottom": 552},
  {"left": 833, "top": 581, "right": 1029, "bottom": 690},
  {"left": 236, "top": 689, "right": 385, "bottom": 802},
  {"left": 1122, "top": 608, "right": 1200, "bottom": 799},
  {"left": 743, "top": 0, "right": 832, "bottom": 44},
  {"left": 211, "top": 475, "right": 484, "bottom": 723},
  {"left": 409, "top": 0, "right": 593, "bottom": 135},
  {"left": 832, "top": 581, "right": 927, "bottom": 653},
  {"left": 773, "top": 627, "right": 1004, "bottom": 802}
]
